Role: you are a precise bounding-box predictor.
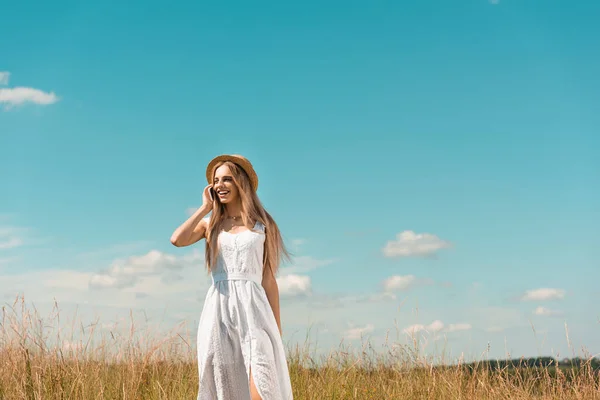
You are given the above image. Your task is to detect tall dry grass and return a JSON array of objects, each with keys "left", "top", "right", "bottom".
[{"left": 1, "top": 295, "right": 598, "bottom": 399}]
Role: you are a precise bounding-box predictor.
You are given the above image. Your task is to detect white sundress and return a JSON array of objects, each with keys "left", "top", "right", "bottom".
[{"left": 196, "top": 219, "right": 294, "bottom": 400}]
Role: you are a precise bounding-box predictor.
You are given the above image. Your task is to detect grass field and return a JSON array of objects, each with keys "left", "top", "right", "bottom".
[{"left": 1, "top": 296, "right": 598, "bottom": 399}]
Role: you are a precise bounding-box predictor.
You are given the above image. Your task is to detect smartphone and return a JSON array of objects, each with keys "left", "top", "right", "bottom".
[{"left": 208, "top": 187, "right": 215, "bottom": 201}]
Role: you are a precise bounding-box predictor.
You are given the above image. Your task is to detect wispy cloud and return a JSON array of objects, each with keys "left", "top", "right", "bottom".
[
  {"left": 89, "top": 249, "right": 203, "bottom": 290},
  {"left": 447, "top": 323, "right": 472, "bottom": 332},
  {"left": 403, "top": 320, "right": 444, "bottom": 335},
  {"left": 0, "top": 72, "right": 10, "bottom": 85},
  {"left": 521, "top": 288, "right": 566, "bottom": 301},
  {"left": 45, "top": 270, "right": 97, "bottom": 291},
  {"left": 343, "top": 323, "right": 375, "bottom": 340},
  {"left": 403, "top": 320, "right": 472, "bottom": 335},
  {"left": 277, "top": 274, "right": 312, "bottom": 297},
  {"left": 0, "top": 237, "right": 22, "bottom": 250},
  {"left": 303, "top": 274, "right": 436, "bottom": 310},
  {"left": 383, "top": 275, "right": 417, "bottom": 291},
  {"left": 282, "top": 255, "right": 337, "bottom": 274},
  {"left": 304, "top": 290, "right": 397, "bottom": 309},
  {"left": 383, "top": 231, "right": 451, "bottom": 258},
  {"left": 290, "top": 238, "right": 306, "bottom": 251},
  {"left": 74, "top": 241, "right": 154, "bottom": 261},
  {"left": 472, "top": 306, "right": 526, "bottom": 333},
  {"left": 0, "top": 87, "right": 59, "bottom": 108},
  {"left": 382, "top": 275, "right": 419, "bottom": 292},
  {"left": 0, "top": 226, "right": 24, "bottom": 250},
  {"left": 533, "top": 306, "right": 563, "bottom": 317},
  {"left": 0, "top": 256, "right": 19, "bottom": 270},
  {"left": 357, "top": 292, "right": 397, "bottom": 303},
  {"left": 381, "top": 274, "right": 434, "bottom": 292},
  {"left": 0, "top": 73, "right": 59, "bottom": 109}
]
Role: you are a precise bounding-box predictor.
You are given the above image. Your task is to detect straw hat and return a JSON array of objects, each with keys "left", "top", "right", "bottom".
[{"left": 206, "top": 154, "right": 259, "bottom": 191}]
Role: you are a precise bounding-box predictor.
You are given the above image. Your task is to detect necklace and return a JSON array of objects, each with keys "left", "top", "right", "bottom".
[{"left": 227, "top": 215, "right": 242, "bottom": 220}]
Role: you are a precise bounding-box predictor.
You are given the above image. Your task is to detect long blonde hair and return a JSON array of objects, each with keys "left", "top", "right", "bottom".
[{"left": 204, "top": 161, "right": 290, "bottom": 276}]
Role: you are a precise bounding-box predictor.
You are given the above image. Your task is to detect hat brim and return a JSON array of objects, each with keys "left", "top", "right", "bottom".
[{"left": 206, "top": 154, "right": 259, "bottom": 192}]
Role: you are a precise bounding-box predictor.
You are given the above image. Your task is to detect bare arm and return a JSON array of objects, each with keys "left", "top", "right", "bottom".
[
  {"left": 262, "top": 265, "right": 282, "bottom": 335},
  {"left": 170, "top": 185, "right": 214, "bottom": 247}
]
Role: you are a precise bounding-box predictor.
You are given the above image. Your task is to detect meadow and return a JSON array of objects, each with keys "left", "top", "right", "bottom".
[{"left": 1, "top": 296, "right": 598, "bottom": 400}]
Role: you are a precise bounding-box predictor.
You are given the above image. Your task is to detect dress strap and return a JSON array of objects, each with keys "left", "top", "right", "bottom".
[{"left": 254, "top": 220, "right": 265, "bottom": 233}]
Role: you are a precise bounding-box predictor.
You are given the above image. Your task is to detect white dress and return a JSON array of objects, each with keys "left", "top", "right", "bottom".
[{"left": 196, "top": 219, "right": 294, "bottom": 400}]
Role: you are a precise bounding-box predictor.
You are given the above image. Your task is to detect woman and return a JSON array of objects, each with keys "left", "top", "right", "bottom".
[{"left": 170, "top": 154, "right": 293, "bottom": 400}]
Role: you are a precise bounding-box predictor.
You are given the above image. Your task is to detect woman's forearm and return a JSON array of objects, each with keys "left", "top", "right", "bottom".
[
  {"left": 263, "top": 278, "right": 282, "bottom": 335},
  {"left": 170, "top": 204, "right": 211, "bottom": 247}
]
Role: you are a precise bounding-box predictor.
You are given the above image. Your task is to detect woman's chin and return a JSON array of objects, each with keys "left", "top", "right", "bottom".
[{"left": 218, "top": 193, "right": 240, "bottom": 204}]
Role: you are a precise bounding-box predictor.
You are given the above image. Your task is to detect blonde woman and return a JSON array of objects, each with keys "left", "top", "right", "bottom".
[{"left": 170, "top": 154, "right": 293, "bottom": 400}]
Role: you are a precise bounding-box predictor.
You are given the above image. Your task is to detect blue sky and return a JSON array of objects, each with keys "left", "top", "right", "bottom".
[{"left": 1, "top": 0, "right": 599, "bottom": 362}]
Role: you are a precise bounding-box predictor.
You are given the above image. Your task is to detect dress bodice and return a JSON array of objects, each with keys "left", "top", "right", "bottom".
[{"left": 209, "top": 219, "right": 266, "bottom": 285}]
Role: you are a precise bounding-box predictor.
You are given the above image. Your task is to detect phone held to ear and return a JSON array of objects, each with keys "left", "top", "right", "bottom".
[{"left": 208, "top": 187, "right": 215, "bottom": 202}]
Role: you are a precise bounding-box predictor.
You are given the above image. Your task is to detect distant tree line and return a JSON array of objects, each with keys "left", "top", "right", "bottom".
[{"left": 462, "top": 357, "right": 600, "bottom": 371}]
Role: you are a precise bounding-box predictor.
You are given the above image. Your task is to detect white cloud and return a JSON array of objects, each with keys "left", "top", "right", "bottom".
[
  {"left": 447, "top": 323, "right": 472, "bottom": 332},
  {"left": 89, "top": 273, "right": 133, "bottom": 290},
  {"left": 0, "top": 246, "right": 212, "bottom": 324},
  {"left": 521, "top": 288, "right": 565, "bottom": 301},
  {"left": 277, "top": 274, "right": 311, "bottom": 297},
  {"left": 305, "top": 275, "right": 435, "bottom": 309},
  {"left": 403, "top": 320, "right": 471, "bottom": 335},
  {"left": 343, "top": 323, "right": 375, "bottom": 340},
  {"left": 0, "top": 72, "right": 10, "bottom": 85},
  {"left": 360, "top": 292, "right": 397, "bottom": 303},
  {"left": 45, "top": 270, "right": 95, "bottom": 291},
  {"left": 89, "top": 249, "right": 202, "bottom": 289},
  {"left": 427, "top": 320, "right": 445, "bottom": 332},
  {"left": 382, "top": 275, "right": 417, "bottom": 291},
  {"left": 307, "top": 291, "right": 398, "bottom": 309},
  {"left": 290, "top": 238, "right": 306, "bottom": 250},
  {"left": 381, "top": 275, "right": 434, "bottom": 293},
  {"left": 382, "top": 231, "right": 451, "bottom": 258},
  {"left": 403, "top": 323, "right": 425, "bottom": 335},
  {"left": 0, "top": 256, "right": 19, "bottom": 267},
  {"left": 74, "top": 241, "right": 153, "bottom": 261},
  {"left": 281, "top": 255, "right": 336, "bottom": 274},
  {"left": 0, "top": 237, "right": 22, "bottom": 249},
  {"left": 0, "top": 87, "right": 59, "bottom": 108},
  {"left": 0, "top": 226, "right": 24, "bottom": 249},
  {"left": 404, "top": 320, "right": 444, "bottom": 335},
  {"left": 471, "top": 306, "right": 525, "bottom": 333},
  {"left": 533, "top": 306, "right": 563, "bottom": 317}
]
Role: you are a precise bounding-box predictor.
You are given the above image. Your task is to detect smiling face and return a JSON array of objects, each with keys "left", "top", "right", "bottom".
[{"left": 213, "top": 164, "right": 240, "bottom": 204}]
